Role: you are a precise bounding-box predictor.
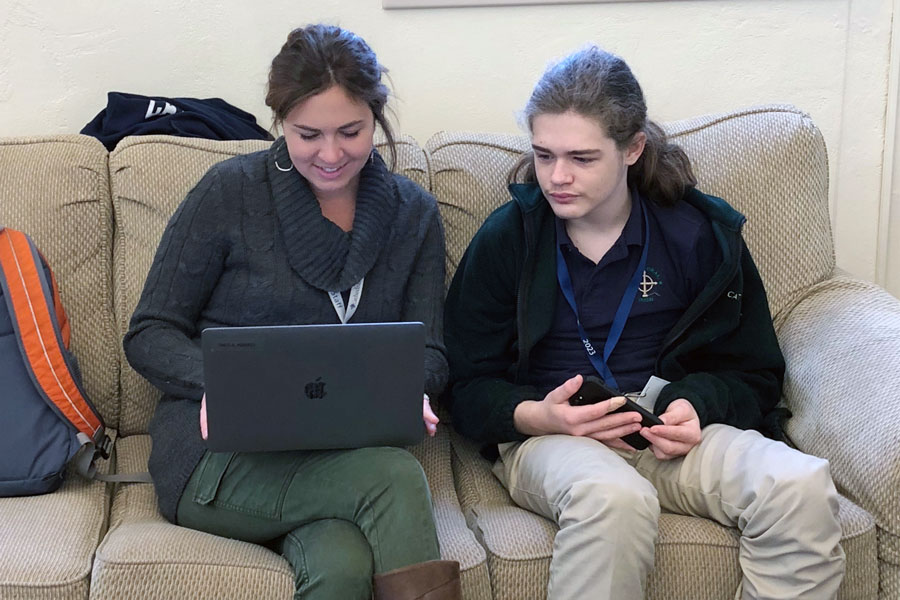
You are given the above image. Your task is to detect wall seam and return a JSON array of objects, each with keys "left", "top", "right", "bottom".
[
  {"left": 830, "top": 0, "right": 853, "bottom": 235},
  {"left": 876, "top": 0, "right": 899, "bottom": 290}
]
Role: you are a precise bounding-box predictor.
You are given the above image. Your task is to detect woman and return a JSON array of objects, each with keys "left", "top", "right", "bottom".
[
  {"left": 444, "top": 46, "right": 844, "bottom": 599},
  {"left": 124, "top": 24, "right": 460, "bottom": 600}
]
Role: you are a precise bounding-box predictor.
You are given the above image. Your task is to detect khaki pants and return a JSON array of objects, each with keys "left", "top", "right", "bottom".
[{"left": 494, "top": 424, "right": 845, "bottom": 600}]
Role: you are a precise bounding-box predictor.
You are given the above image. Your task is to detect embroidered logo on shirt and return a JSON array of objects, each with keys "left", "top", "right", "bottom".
[{"left": 638, "top": 267, "right": 662, "bottom": 302}]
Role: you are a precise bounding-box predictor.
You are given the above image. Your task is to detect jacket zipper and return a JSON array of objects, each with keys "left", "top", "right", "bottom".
[{"left": 515, "top": 207, "right": 535, "bottom": 383}]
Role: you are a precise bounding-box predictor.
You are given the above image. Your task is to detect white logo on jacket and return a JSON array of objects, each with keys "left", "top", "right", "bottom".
[{"left": 145, "top": 100, "right": 177, "bottom": 120}]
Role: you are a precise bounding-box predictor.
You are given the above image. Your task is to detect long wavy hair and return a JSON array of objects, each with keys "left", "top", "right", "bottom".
[{"left": 510, "top": 46, "right": 695, "bottom": 205}]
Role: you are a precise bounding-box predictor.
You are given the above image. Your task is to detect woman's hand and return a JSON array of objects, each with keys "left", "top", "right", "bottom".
[
  {"left": 639, "top": 398, "right": 701, "bottom": 460},
  {"left": 513, "top": 374, "right": 644, "bottom": 450},
  {"left": 200, "top": 393, "right": 208, "bottom": 440},
  {"left": 423, "top": 394, "right": 439, "bottom": 437}
]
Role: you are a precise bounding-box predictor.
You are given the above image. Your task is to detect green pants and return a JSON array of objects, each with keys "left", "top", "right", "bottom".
[{"left": 177, "top": 446, "right": 441, "bottom": 600}]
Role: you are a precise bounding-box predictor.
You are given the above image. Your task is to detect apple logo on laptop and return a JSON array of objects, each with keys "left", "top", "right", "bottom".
[{"left": 305, "top": 377, "right": 327, "bottom": 400}]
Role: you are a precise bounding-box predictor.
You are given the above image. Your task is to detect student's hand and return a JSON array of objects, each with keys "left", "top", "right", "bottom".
[
  {"left": 639, "top": 398, "right": 701, "bottom": 460},
  {"left": 200, "top": 393, "right": 208, "bottom": 440},
  {"left": 423, "top": 394, "right": 439, "bottom": 437},
  {"left": 513, "top": 374, "right": 644, "bottom": 447}
]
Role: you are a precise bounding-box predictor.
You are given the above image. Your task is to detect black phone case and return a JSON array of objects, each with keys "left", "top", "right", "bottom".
[
  {"left": 568, "top": 376, "right": 662, "bottom": 450},
  {"left": 568, "top": 377, "right": 618, "bottom": 406}
]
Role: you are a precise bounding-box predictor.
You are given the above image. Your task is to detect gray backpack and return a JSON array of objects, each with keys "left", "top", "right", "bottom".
[{"left": 0, "top": 227, "right": 148, "bottom": 496}]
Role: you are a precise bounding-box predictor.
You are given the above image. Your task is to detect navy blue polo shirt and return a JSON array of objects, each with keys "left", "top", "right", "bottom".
[{"left": 528, "top": 191, "right": 721, "bottom": 395}]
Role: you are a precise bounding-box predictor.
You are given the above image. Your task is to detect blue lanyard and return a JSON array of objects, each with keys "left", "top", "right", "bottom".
[{"left": 555, "top": 207, "right": 650, "bottom": 390}]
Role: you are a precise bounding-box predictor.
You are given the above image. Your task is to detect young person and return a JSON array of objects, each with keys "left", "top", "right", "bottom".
[
  {"left": 124, "top": 24, "right": 460, "bottom": 600},
  {"left": 444, "top": 45, "right": 845, "bottom": 600}
]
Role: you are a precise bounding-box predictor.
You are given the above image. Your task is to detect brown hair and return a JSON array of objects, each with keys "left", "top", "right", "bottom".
[
  {"left": 266, "top": 24, "right": 397, "bottom": 169},
  {"left": 510, "top": 46, "right": 695, "bottom": 205}
]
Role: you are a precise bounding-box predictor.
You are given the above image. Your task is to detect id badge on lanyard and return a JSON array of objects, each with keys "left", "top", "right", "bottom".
[
  {"left": 556, "top": 209, "right": 650, "bottom": 391},
  {"left": 328, "top": 278, "right": 364, "bottom": 324}
]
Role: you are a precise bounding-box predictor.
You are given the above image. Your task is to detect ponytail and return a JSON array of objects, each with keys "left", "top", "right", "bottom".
[
  {"left": 508, "top": 151, "right": 536, "bottom": 184},
  {"left": 628, "top": 121, "right": 696, "bottom": 206}
]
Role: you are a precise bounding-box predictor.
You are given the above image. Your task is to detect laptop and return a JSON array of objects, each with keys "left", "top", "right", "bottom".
[{"left": 201, "top": 322, "right": 426, "bottom": 452}]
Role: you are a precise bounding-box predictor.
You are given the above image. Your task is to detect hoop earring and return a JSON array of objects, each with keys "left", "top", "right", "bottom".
[
  {"left": 275, "top": 160, "right": 294, "bottom": 172},
  {"left": 369, "top": 149, "right": 375, "bottom": 166}
]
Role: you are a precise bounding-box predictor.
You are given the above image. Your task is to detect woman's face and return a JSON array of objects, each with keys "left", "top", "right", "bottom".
[{"left": 282, "top": 85, "right": 376, "bottom": 201}]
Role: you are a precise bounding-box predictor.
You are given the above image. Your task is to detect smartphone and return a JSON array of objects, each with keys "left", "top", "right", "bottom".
[{"left": 568, "top": 375, "right": 663, "bottom": 450}]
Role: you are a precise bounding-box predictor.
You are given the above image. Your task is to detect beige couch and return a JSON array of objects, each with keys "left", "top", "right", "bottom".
[{"left": 0, "top": 104, "right": 897, "bottom": 599}]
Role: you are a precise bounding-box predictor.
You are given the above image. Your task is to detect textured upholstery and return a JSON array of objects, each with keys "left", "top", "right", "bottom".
[
  {"left": 92, "top": 435, "right": 295, "bottom": 600},
  {"left": 778, "top": 275, "right": 900, "bottom": 599},
  {"left": 879, "top": 536, "right": 900, "bottom": 600},
  {"left": 408, "top": 426, "right": 492, "bottom": 599},
  {"left": 0, "top": 136, "right": 115, "bottom": 600},
  {"left": 426, "top": 132, "right": 530, "bottom": 288},
  {"left": 430, "top": 106, "right": 886, "bottom": 599},
  {"left": 664, "top": 105, "right": 834, "bottom": 317},
  {"left": 0, "top": 465, "right": 111, "bottom": 599},
  {"left": 0, "top": 136, "right": 118, "bottom": 425}
]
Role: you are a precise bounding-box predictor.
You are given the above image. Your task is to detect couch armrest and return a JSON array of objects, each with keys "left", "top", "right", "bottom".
[{"left": 776, "top": 275, "right": 900, "bottom": 542}]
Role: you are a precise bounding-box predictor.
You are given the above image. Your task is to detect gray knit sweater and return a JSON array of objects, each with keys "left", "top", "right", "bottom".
[{"left": 123, "top": 138, "right": 448, "bottom": 523}]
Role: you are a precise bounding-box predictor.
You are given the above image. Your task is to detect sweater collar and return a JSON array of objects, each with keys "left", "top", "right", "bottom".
[{"left": 267, "top": 137, "right": 398, "bottom": 291}]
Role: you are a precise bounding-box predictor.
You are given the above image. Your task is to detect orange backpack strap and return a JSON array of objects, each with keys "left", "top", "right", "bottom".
[{"left": 0, "top": 227, "right": 103, "bottom": 442}]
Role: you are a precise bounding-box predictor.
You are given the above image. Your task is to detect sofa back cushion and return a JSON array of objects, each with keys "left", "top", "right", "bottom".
[
  {"left": 428, "top": 105, "right": 834, "bottom": 318},
  {"left": 665, "top": 106, "right": 834, "bottom": 316},
  {"left": 0, "top": 136, "right": 120, "bottom": 425},
  {"left": 112, "top": 134, "right": 430, "bottom": 435}
]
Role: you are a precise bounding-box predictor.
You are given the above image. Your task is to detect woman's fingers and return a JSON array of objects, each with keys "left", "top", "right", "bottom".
[
  {"left": 200, "top": 393, "right": 208, "bottom": 440},
  {"left": 423, "top": 395, "right": 439, "bottom": 436}
]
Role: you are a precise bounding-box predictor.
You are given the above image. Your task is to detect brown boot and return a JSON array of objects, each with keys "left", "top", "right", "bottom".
[{"left": 372, "top": 559, "right": 461, "bottom": 600}]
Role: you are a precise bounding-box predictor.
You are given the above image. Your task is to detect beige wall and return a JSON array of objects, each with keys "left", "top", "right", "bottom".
[
  {"left": 883, "top": 0, "right": 900, "bottom": 297},
  {"left": 0, "top": 0, "right": 894, "bottom": 290}
]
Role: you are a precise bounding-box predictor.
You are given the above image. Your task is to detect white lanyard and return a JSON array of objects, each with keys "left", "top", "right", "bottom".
[{"left": 328, "top": 278, "right": 364, "bottom": 324}]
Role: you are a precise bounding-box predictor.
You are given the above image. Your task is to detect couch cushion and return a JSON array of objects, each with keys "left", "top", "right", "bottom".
[
  {"left": 98, "top": 428, "right": 490, "bottom": 600},
  {"left": 0, "top": 465, "right": 110, "bottom": 599},
  {"left": 110, "top": 134, "right": 431, "bottom": 436},
  {"left": 879, "top": 530, "right": 900, "bottom": 600},
  {"left": 427, "top": 105, "right": 833, "bottom": 317},
  {"left": 665, "top": 105, "right": 834, "bottom": 318},
  {"left": 425, "top": 131, "right": 529, "bottom": 289},
  {"left": 450, "top": 430, "right": 877, "bottom": 600},
  {"left": 407, "top": 425, "right": 492, "bottom": 600},
  {"left": 0, "top": 135, "right": 118, "bottom": 425},
  {"left": 92, "top": 434, "right": 294, "bottom": 600}
]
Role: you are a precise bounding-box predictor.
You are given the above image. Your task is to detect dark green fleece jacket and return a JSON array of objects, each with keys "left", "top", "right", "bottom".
[{"left": 444, "top": 183, "right": 786, "bottom": 447}]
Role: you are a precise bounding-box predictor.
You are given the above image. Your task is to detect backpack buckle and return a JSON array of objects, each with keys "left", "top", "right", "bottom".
[{"left": 97, "top": 435, "right": 112, "bottom": 460}]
